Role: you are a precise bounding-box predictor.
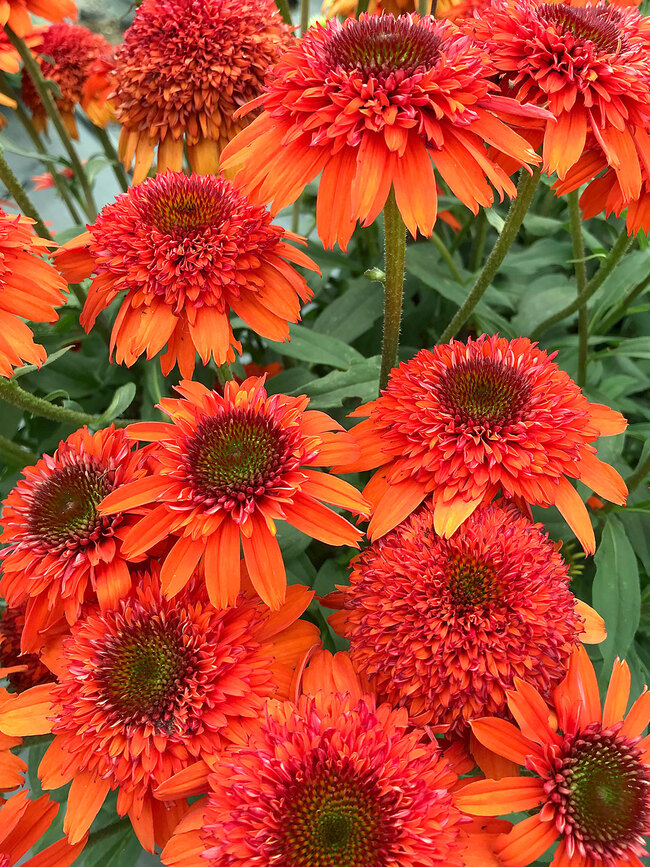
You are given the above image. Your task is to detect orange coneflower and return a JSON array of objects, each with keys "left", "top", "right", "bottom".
[
  {"left": 220, "top": 13, "right": 550, "bottom": 251},
  {"left": 0, "top": 0, "right": 76, "bottom": 38},
  {"left": 54, "top": 171, "right": 319, "bottom": 379},
  {"left": 111, "top": 0, "right": 292, "bottom": 181},
  {"left": 0, "top": 566, "right": 319, "bottom": 851},
  {"left": 0, "top": 425, "right": 147, "bottom": 650},
  {"left": 337, "top": 335, "right": 628, "bottom": 553},
  {"left": 467, "top": 0, "right": 650, "bottom": 197},
  {"left": 0, "top": 604, "right": 57, "bottom": 693},
  {"left": 21, "top": 22, "right": 112, "bottom": 137},
  {"left": 0, "top": 208, "right": 67, "bottom": 378},
  {"left": 0, "top": 791, "right": 85, "bottom": 867},
  {"left": 457, "top": 645, "right": 650, "bottom": 867},
  {"left": 98, "top": 377, "right": 368, "bottom": 609},
  {"left": 328, "top": 502, "right": 605, "bottom": 738}
]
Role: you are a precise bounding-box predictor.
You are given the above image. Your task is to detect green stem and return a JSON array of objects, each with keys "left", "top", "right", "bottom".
[
  {"left": 419, "top": 0, "right": 431, "bottom": 12},
  {"left": 439, "top": 166, "right": 541, "bottom": 344},
  {"left": 92, "top": 125, "right": 129, "bottom": 193},
  {"left": 273, "top": 0, "right": 292, "bottom": 25},
  {"left": 0, "top": 432, "right": 38, "bottom": 467},
  {"left": 216, "top": 363, "right": 234, "bottom": 385},
  {"left": 531, "top": 227, "right": 634, "bottom": 340},
  {"left": 357, "top": 0, "right": 371, "bottom": 13},
  {"left": 6, "top": 27, "right": 97, "bottom": 219},
  {"left": 300, "top": 0, "right": 310, "bottom": 32},
  {"left": 470, "top": 208, "right": 488, "bottom": 272},
  {"left": 0, "top": 147, "right": 52, "bottom": 240},
  {"left": 624, "top": 450, "right": 650, "bottom": 498},
  {"left": 0, "top": 377, "right": 133, "bottom": 428},
  {"left": 567, "top": 191, "right": 588, "bottom": 387},
  {"left": 430, "top": 231, "right": 463, "bottom": 284},
  {"left": 379, "top": 188, "right": 407, "bottom": 391}
]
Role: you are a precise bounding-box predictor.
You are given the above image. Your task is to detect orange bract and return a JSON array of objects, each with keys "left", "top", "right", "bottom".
[
  {"left": 457, "top": 646, "right": 650, "bottom": 867},
  {"left": 0, "top": 209, "right": 67, "bottom": 378},
  {"left": 0, "top": 0, "right": 76, "bottom": 37},
  {"left": 111, "top": 0, "right": 292, "bottom": 181},
  {"left": 98, "top": 377, "right": 368, "bottom": 610},
  {"left": 0, "top": 791, "right": 85, "bottom": 867},
  {"left": 54, "top": 171, "right": 318, "bottom": 379},
  {"left": 221, "top": 13, "right": 549, "bottom": 251},
  {"left": 338, "top": 335, "right": 628, "bottom": 553}
]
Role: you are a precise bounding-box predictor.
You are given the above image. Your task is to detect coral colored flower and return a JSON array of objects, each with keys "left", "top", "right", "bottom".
[
  {"left": 111, "top": 0, "right": 292, "bottom": 182},
  {"left": 98, "top": 377, "right": 368, "bottom": 609},
  {"left": 21, "top": 23, "right": 112, "bottom": 138},
  {"left": 467, "top": 0, "right": 650, "bottom": 198},
  {"left": 54, "top": 171, "right": 318, "bottom": 379},
  {"left": 457, "top": 646, "right": 650, "bottom": 867},
  {"left": 329, "top": 502, "right": 605, "bottom": 736},
  {"left": 31, "top": 166, "right": 74, "bottom": 191},
  {"left": 0, "top": 0, "right": 76, "bottom": 38},
  {"left": 0, "top": 425, "right": 147, "bottom": 650},
  {"left": 0, "top": 791, "right": 85, "bottom": 867},
  {"left": 0, "top": 568, "right": 319, "bottom": 851},
  {"left": 221, "top": 13, "right": 549, "bottom": 251},
  {"left": 0, "top": 604, "right": 57, "bottom": 692},
  {"left": 0, "top": 209, "right": 67, "bottom": 378},
  {"left": 338, "top": 335, "right": 628, "bottom": 553}
]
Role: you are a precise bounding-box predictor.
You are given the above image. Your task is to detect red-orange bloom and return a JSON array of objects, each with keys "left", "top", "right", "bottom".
[
  {"left": 468, "top": 0, "right": 650, "bottom": 198},
  {"left": 0, "top": 425, "right": 146, "bottom": 650},
  {"left": 0, "top": 604, "right": 57, "bottom": 693},
  {"left": 0, "top": 209, "right": 67, "bottom": 378},
  {"left": 0, "top": 568, "right": 319, "bottom": 851},
  {"left": 55, "top": 171, "right": 318, "bottom": 379},
  {"left": 21, "top": 22, "right": 112, "bottom": 138},
  {"left": 330, "top": 502, "right": 604, "bottom": 736},
  {"left": 111, "top": 0, "right": 292, "bottom": 181},
  {"left": 98, "top": 377, "right": 368, "bottom": 610},
  {"left": 0, "top": 791, "right": 85, "bottom": 867},
  {"left": 221, "top": 13, "right": 549, "bottom": 251},
  {"left": 457, "top": 646, "right": 650, "bottom": 867},
  {"left": 81, "top": 51, "right": 115, "bottom": 127},
  {"left": 338, "top": 335, "right": 628, "bottom": 553},
  {"left": 0, "top": 0, "right": 76, "bottom": 37}
]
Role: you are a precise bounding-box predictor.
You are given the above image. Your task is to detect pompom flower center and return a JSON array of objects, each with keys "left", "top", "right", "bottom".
[
  {"left": 324, "top": 16, "right": 442, "bottom": 77},
  {"left": 144, "top": 180, "right": 230, "bottom": 235},
  {"left": 438, "top": 358, "right": 532, "bottom": 427},
  {"left": 27, "top": 464, "right": 113, "bottom": 547},
  {"left": 539, "top": 3, "right": 626, "bottom": 54}
]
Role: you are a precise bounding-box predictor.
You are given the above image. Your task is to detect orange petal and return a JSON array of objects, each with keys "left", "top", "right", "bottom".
[
  {"left": 456, "top": 777, "right": 545, "bottom": 816},
  {"left": 577, "top": 450, "right": 627, "bottom": 506},
  {"left": 603, "top": 657, "right": 631, "bottom": 728},
  {"left": 98, "top": 476, "right": 175, "bottom": 513},
  {"left": 63, "top": 773, "right": 110, "bottom": 845},
  {"left": 121, "top": 506, "right": 177, "bottom": 559},
  {"left": 39, "top": 737, "right": 75, "bottom": 790},
  {"left": 302, "top": 469, "right": 370, "bottom": 516},
  {"left": 161, "top": 536, "right": 206, "bottom": 599},
  {"left": 367, "top": 477, "right": 427, "bottom": 540},
  {"left": 620, "top": 689, "right": 650, "bottom": 739},
  {"left": 128, "top": 796, "right": 155, "bottom": 853},
  {"left": 240, "top": 513, "right": 286, "bottom": 610},
  {"left": 26, "top": 835, "right": 87, "bottom": 867},
  {"left": 587, "top": 403, "right": 628, "bottom": 436},
  {"left": 433, "top": 494, "right": 484, "bottom": 539},
  {"left": 552, "top": 477, "right": 595, "bottom": 555},
  {"left": 470, "top": 718, "right": 536, "bottom": 767},
  {"left": 283, "top": 492, "right": 362, "bottom": 547},
  {"left": 507, "top": 680, "right": 561, "bottom": 747},
  {"left": 495, "top": 815, "right": 558, "bottom": 867},
  {"left": 574, "top": 598, "right": 606, "bottom": 644},
  {"left": 0, "top": 684, "right": 55, "bottom": 736},
  {"left": 203, "top": 520, "right": 241, "bottom": 609},
  {"left": 155, "top": 762, "right": 211, "bottom": 802},
  {"left": 255, "top": 584, "right": 315, "bottom": 642},
  {"left": 95, "top": 558, "right": 132, "bottom": 610}
]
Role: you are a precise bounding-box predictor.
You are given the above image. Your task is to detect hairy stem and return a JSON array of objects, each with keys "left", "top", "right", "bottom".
[
  {"left": 379, "top": 188, "right": 407, "bottom": 391},
  {"left": 567, "top": 191, "right": 589, "bottom": 387},
  {"left": 0, "top": 148, "right": 52, "bottom": 240},
  {"left": 0, "top": 377, "right": 133, "bottom": 428},
  {"left": 93, "top": 125, "right": 129, "bottom": 193},
  {"left": 0, "top": 432, "right": 38, "bottom": 467}
]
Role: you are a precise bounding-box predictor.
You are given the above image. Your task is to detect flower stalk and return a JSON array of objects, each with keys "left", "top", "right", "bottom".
[
  {"left": 0, "top": 377, "right": 132, "bottom": 428},
  {"left": 0, "top": 147, "right": 53, "bottom": 241},
  {"left": 567, "top": 190, "right": 589, "bottom": 387},
  {"left": 379, "top": 187, "right": 407, "bottom": 391}
]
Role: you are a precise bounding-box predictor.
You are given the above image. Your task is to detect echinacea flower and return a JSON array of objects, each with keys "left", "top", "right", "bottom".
[
  {"left": 98, "top": 377, "right": 368, "bottom": 609},
  {"left": 329, "top": 502, "right": 605, "bottom": 736},
  {"left": 0, "top": 567, "right": 319, "bottom": 851},
  {"left": 0, "top": 425, "right": 147, "bottom": 650},
  {"left": 467, "top": 0, "right": 650, "bottom": 197},
  {"left": 21, "top": 22, "right": 112, "bottom": 138},
  {"left": 31, "top": 166, "right": 74, "bottom": 191},
  {"left": 0, "top": 208, "right": 68, "bottom": 378},
  {"left": 337, "top": 334, "right": 628, "bottom": 553},
  {"left": 221, "top": 13, "right": 549, "bottom": 251},
  {"left": 0, "top": 604, "right": 57, "bottom": 693},
  {"left": 0, "top": 791, "right": 85, "bottom": 867},
  {"left": 457, "top": 645, "right": 650, "bottom": 867},
  {"left": 0, "top": 0, "right": 76, "bottom": 38},
  {"left": 54, "top": 171, "right": 318, "bottom": 379},
  {"left": 111, "top": 0, "right": 292, "bottom": 182}
]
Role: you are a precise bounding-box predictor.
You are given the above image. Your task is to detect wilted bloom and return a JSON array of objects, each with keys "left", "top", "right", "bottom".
[
  {"left": 111, "top": 0, "right": 292, "bottom": 182},
  {"left": 21, "top": 22, "right": 112, "bottom": 138},
  {"left": 0, "top": 791, "right": 85, "bottom": 866},
  {"left": 468, "top": 0, "right": 650, "bottom": 198},
  {"left": 0, "top": 603, "right": 57, "bottom": 692},
  {"left": 0, "top": 426, "right": 147, "bottom": 650},
  {"left": 337, "top": 335, "right": 627, "bottom": 553},
  {"left": 55, "top": 171, "right": 318, "bottom": 379},
  {"left": 0, "top": 0, "right": 76, "bottom": 38},
  {"left": 0, "top": 568, "right": 319, "bottom": 851},
  {"left": 221, "top": 13, "right": 549, "bottom": 251},
  {"left": 457, "top": 646, "right": 650, "bottom": 867},
  {"left": 0, "top": 209, "right": 68, "bottom": 378},
  {"left": 329, "top": 502, "right": 604, "bottom": 736},
  {"left": 99, "top": 377, "right": 367, "bottom": 610}
]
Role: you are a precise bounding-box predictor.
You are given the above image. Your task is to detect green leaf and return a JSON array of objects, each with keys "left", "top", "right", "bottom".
[
  {"left": 592, "top": 515, "right": 641, "bottom": 673},
  {"left": 267, "top": 324, "right": 363, "bottom": 370},
  {"left": 12, "top": 346, "right": 72, "bottom": 379},
  {"left": 292, "top": 357, "right": 381, "bottom": 409},
  {"left": 95, "top": 383, "right": 136, "bottom": 425},
  {"left": 0, "top": 134, "right": 69, "bottom": 166},
  {"left": 313, "top": 279, "right": 384, "bottom": 343}
]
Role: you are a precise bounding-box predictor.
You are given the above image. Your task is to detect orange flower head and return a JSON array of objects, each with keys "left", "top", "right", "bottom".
[
  {"left": 221, "top": 13, "right": 550, "bottom": 251},
  {"left": 163, "top": 692, "right": 467, "bottom": 867},
  {"left": 111, "top": 0, "right": 293, "bottom": 182},
  {"left": 457, "top": 646, "right": 650, "bottom": 867},
  {"left": 0, "top": 208, "right": 68, "bottom": 378},
  {"left": 0, "top": 604, "right": 57, "bottom": 693},
  {"left": 334, "top": 502, "right": 600, "bottom": 735},
  {"left": 54, "top": 171, "right": 318, "bottom": 379},
  {"left": 98, "top": 377, "right": 368, "bottom": 611},
  {"left": 0, "top": 425, "right": 147, "bottom": 649},
  {"left": 0, "top": 791, "right": 85, "bottom": 867},
  {"left": 468, "top": 0, "right": 650, "bottom": 198},
  {"left": 0, "top": 0, "right": 76, "bottom": 38},
  {"left": 21, "top": 22, "right": 112, "bottom": 138},
  {"left": 341, "top": 335, "right": 628, "bottom": 553}
]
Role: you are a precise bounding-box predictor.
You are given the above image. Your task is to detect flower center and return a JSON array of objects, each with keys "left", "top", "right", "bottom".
[
  {"left": 446, "top": 551, "right": 498, "bottom": 610},
  {"left": 184, "top": 410, "right": 292, "bottom": 509},
  {"left": 437, "top": 358, "right": 531, "bottom": 427},
  {"left": 540, "top": 4, "right": 626, "bottom": 54},
  {"left": 549, "top": 725, "right": 650, "bottom": 860},
  {"left": 325, "top": 17, "right": 442, "bottom": 78},
  {"left": 143, "top": 175, "right": 231, "bottom": 234},
  {"left": 27, "top": 463, "right": 113, "bottom": 547}
]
